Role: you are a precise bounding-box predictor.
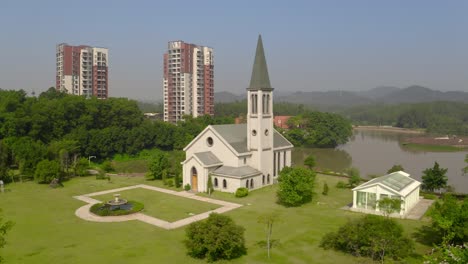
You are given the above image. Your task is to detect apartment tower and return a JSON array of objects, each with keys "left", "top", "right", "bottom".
[
  {"left": 163, "top": 41, "right": 214, "bottom": 123},
  {"left": 56, "top": 43, "right": 109, "bottom": 99}
]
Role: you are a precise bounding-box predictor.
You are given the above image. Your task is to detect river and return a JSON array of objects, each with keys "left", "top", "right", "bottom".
[{"left": 292, "top": 129, "right": 468, "bottom": 193}]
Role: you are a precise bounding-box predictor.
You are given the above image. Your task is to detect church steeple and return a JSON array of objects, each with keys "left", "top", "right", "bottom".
[{"left": 248, "top": 35, "right": 273, "bottom": 91}]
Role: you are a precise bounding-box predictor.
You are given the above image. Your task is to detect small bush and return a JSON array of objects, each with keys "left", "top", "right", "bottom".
[
  {"left": 235, "top": 187, "right": 249, "bottom": 198},
  {"left": 322, "top": 182, "right": 329, "bottom": 195},
  {"left": 101, "top": 160, "right": 115, "bottom": 173},
  {"left": 166, "top": 179, "right": 174, "bottom": 187},
  {"left": 90, "top": 200, "right": 144, "bottom": 216},
  {"left": 336, "top": 181, "right": 347, "bottom": 189},
  {"left": 184, "top": 184, "right": 191, "bottom": 191},
  {"left": 422, "top": 193, "right": 437, "bottom": 200}
]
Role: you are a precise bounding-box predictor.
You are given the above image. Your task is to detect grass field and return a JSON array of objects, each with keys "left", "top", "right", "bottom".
[
  {"left": 0, "top": 174, "right": 431, "bottom": 263},
  {"left": 402, "top": 143, "right": 464, "bottom": 152},
  {"left": 92, "top": 188, "right": 221, "bottom": 222}
]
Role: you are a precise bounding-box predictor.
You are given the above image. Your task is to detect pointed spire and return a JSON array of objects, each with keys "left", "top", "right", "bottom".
[{"left": 248, "top": 35, "right": 273, "bottom": 91}]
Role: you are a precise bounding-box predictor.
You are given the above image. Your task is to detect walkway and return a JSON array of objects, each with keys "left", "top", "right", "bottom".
[
  {"left": 405, "top": 198, "right": 434, "bottom": 220},
  {"left": 73, "top": 184, "right": 242, "bottom": 230}
]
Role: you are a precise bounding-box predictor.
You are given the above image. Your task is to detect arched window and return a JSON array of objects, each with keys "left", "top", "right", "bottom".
[
  {"left": 251, "top": 94, "right": 255, "bottom": 114},
  {"left": 266, "top": 94, "right": 270, "bottom": 114},
  {"left": 262, "top": 94, "right": 266, "bottom": 114},
  {"left": 246, "top": 180, "right": 249, "bottom": 188},
  {"left": 191, "top": 167, "right": 197, "bottom": 175},
  {"left": 214, "top": 178, "right": 218, "bottom": 187},
  {"left": 250, "top": 179, "right": 254, "bottom": 188},
  {"left": 223, "top": 179, "right": 227, "bottom": 189},
  {"left": 267, "top": 174, "right": 270, "bottom": 184},
  {"left": 262, "top": 175, "right": 265, "bottom": 185}
]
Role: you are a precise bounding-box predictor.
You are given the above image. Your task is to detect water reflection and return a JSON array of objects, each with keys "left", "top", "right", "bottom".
[{"left": 292, "top": 130, "right": 468, "bottom": 193}]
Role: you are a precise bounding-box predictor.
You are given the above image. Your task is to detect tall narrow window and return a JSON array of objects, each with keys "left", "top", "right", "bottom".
[
  {"left": 283, "top": 151, "right": 286, "bottom": 168},
  {"left": 223, "top": 179, "right": 227, "bottom": 188},
  {"left": 262, "top": 94, "right": 266, "bottom": 114},
  {"left": 277, "top": 151, "right": 281, "bottom": 173},
  {"left": 251, "top": 94, "right": 255, "bottom": 114},
  {"left": 254, "top": 94, "right": 258, "bottom": 114},
  {"left": 273, "top": 152, "right": 276, "bottom": 176},
  {"left": 266, "top": 94, "right": 270, "bottom": 114}
]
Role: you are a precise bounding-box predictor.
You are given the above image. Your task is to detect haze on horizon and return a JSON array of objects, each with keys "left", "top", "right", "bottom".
[{"left": 1, "top": 0, "right": 467, "bottom": 101}]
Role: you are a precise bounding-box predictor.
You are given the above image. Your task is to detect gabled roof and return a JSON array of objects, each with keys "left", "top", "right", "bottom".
[
  {"left": 212, "top": 165, "right": 261, "bottom": 178},
  {"left": 194, "top": 152, "right": 222, "bottom": 167},
  {"left": 353, "top": 171, "right": 421, "bottom": 197},
  {"left": 211, "top": 124, "right": 249, "bottom": 153},
  {"left": 248, "top": 35, "right": 273, "bottom": 91},
  {"left": 274, "top": 131, "right": 293, "bottom": 149}
]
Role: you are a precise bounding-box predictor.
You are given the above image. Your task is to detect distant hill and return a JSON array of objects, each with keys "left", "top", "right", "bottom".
[
  {"left": 214, "top": 91, "right": 245, "bottom": 103},
  {"left": 215, "top": 86, "right": 468, "bottom": 107}
]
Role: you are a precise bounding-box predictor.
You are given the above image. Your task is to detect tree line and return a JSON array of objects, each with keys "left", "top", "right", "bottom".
[
  {"left": 0, "top": 88, "right": 232, "bottom": 182},
  {"left": 339, "top": 101, "right": 468, "bottom": 135}
]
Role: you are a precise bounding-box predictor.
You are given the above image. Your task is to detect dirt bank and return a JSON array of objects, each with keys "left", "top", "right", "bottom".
[
  {"left": 354, "top": 126, "right": 424, "bottom": 134},
  {"left": 403, "top": 136, "right": 468, "bottom": 147}
]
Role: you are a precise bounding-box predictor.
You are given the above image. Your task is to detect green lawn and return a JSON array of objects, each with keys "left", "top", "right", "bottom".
[
  {"left": 0, "top": 174, "right": 431, "bottom": 263},
  {"left": 92, "top": 188, "right": 221, "bottom": 222}
]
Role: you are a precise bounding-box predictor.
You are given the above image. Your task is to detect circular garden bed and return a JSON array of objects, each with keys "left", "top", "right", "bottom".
[{"left": 90, "top": 200, "right": 144, "bottom": 216}]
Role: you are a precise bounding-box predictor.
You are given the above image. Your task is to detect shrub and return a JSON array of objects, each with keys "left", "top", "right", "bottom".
[
  {"left": 90, "top": 200, "right": 144, "bottom": 216},
  {"left": 320, "top": 215, "right": 414, "bottom": 262},
  {"left": 277, "top": 167, "right": 316, "bottom": 207},
  {"left": 184, "top": 184, "right": 191, "bottom": 191},
  {"left": 346, "top": 167, "right": 361, "bottom": 188},
  {"left": 335, "top": 181, "right": 347, "bottom": 189},
  {"left": 101, "top": 160, "right": 114, "bottom": 173},
  {"left": 34, "top": 159, "right": 61, "bottom": 184},
  {"left": 185, "top": 213, "right": 246, "bottom": 262},
  {"left": 166, "top": 179, "right": 174, "bottom": 187},
  {"left": 235, "top": 187, "right": 249, "bottom": 198},
  {"left": 174, "top": 173, "right": 181, "bottom": 188},
  {"left": 322, "top": 182, "right": 329, "bottom": 195}
]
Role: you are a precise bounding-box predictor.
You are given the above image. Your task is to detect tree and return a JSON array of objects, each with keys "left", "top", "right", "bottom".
[
  {"left": 320, "top": 215, "right": 414, "bottom": 263},
  {"left": 322, "top": 182, "right": 329, "bottom": 195},
  {"left": 146, "top": 152, "right": 170, "bottom": 180},
  {"left": 258, "top": 212, "right": 281, "bottom": 259},
  {"left": 207, "top": 174, "right": 213, "bottom": 196},
  {"left": 422, "top": 162, "right": 448, "bottom": 192},
  {"left": 34, "top": 160, "right": 61, "bottom": 183},
  {"left": 73, "top": 157, "right": 89, "bottom": 176},
  {"left": 303, "top": 155, "right": 316, "bottom": 170},
  {"left": 427, "top": 194, "right": 468, "bottom": 245},
  {"left": 377, "top": 197, "right": 402, "bottom": 217},
  {"left": 184, "top": 213, "right": 246, "bottom": 262},
  {"left": 387, "top": 164, "right": 404, "bottom": 174},
  {"left": 346, "top": 167, "right": 361, "bottom": 188},
  {"left": 277, "top": 167, "right": 316, "bottom": 207},
  {"left": 0, "top": 209, "right": 14, "bottom": 263}
]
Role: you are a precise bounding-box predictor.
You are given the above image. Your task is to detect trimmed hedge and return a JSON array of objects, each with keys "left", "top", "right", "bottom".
[
  {"left": 235, "top": 187, "right": 249, "bottom": 198},
  {"left": 90, "top": 200, "right": 144, "bottom": 216}
]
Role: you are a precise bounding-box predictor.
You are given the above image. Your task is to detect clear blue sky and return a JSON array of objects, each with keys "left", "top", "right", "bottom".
[{"left": 1, "top": 0, "right": 467, "bottom": 100}]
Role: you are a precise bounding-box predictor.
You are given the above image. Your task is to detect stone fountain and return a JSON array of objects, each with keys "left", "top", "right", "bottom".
[{"left": 106, "top": 194, "right": 131, "bottom": 210}]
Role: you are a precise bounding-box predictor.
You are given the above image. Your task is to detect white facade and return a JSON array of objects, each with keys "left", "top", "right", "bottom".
[{"left": 351, "top": 171, "right": 421, "bottom": 217}]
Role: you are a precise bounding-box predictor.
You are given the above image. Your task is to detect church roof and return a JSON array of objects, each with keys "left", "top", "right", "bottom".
[
  {"left": 212, "top": 165, "right": 262, "bottom": 178},
  {"left": 248, "top": 35, "right": 273, "bottom": 91},
  {"left": 211, "top": 124, "right": 293, "bottom": 154},
  {"left": 194, "top": 151, "right": 222, "bottom": 167}
]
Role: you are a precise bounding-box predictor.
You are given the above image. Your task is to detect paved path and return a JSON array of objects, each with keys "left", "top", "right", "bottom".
[
  {"left": 405, "top": 198, "right": 434, "bottom": 220},
  {"left": 73, "top": 184, "right": 242, "bottom": 230}
]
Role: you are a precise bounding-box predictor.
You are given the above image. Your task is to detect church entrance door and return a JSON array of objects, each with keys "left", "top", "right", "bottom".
[{"left": 191, "top": 167, "right": 198, "bottom": 192}]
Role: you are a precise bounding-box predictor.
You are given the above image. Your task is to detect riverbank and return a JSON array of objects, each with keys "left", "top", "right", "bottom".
[
  {"left": 402, "top": 136, "right": 468, "bottom": 150},
  {"left": 353, "top": 125, "right": 425, "bottom": 134}
]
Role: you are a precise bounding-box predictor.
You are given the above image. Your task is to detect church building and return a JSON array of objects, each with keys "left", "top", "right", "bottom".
[{"left": 182, "top": 35, "right": 294, "bottom": 193}]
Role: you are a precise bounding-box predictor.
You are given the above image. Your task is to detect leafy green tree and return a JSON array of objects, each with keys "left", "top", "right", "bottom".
[
  {"left": 101, "top": 160, "right": 114, "bottom": 173},
  {"left": 34, "top": 160, "right": 61, "bottom": 183},
  {"left": 427, "top": 194, "right": 468, "bottom": 245},
  {"left": 258, "top": 212, "right": 281, "bottom": 259},
  {"left": 377, "top": 197, "right": 402, "bottom": 217},
  {"left": 424, "top": 243, "right": 468, "bottom": 264},
  {"left": 184, "top": 213, "right": 246, "bottom": 262},
  {"left": 146, "top": 152, "right": 170, "bottom": 180},
  {"left": 304, "top": 155, "right": 316, "bottom": 170},
  {"left": 320, "top": 215, "right": 414, "bottom": 262},
  {"left": 277, "top": 167, "right": 316, "bottom": 207},
  {"left": 422, "top": 162, "right": 448, "bottom": 192},
  {"left": 387, "top": 164, "right": 404, "bottom": 174},
  {"left": 346, "top": 167, "right": 361, "bottom": 188},
  {"left": 0, "top": 209, "right": 14, "bottom": 263},
  {"left": 73, "top": 157, "right": 89, "bottom": 176}
]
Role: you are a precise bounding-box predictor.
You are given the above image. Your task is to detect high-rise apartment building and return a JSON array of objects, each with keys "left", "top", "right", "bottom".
[
  {"left": 163, "top": 41, "right": 214, "bottom": 123},
  {"left": 56, "top": 43, "right": 109, "bottom": 99}
]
